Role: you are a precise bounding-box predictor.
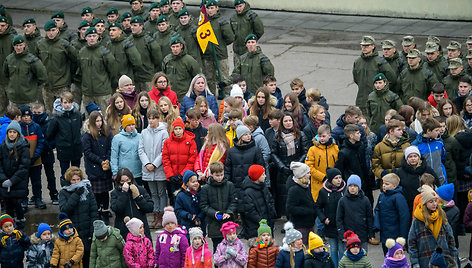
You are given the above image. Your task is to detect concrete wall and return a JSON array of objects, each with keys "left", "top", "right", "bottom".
[{"left": 185, "top": 0, "right": 472, "bottom": 21}]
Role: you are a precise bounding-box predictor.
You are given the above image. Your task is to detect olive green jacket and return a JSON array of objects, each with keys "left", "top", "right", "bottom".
[
  {"left": 230, "top": 3, "right": 264, "bottom": 56},
  {"left": 3, "top": 50, "right": 47, "bottom": 103},
  {"left": 37, "top": 35, "right": 77, "bottom": 90},
  {"left": 152, "top": 28, "right": 176, "bottom": 61},
  {"left": 58, "top": 23, "right": 77, "bottom": 43},
  {"left": 106, "top": 34, "right": 143, "bottom": 87},
  {"left": 131, "top": 8, "right": 149, "bottom": 22},
  {"left": 89, "top": 227, "right": 126, "bottom": 268},
  {"left": 24, "top": 28, "right": 42, "bottom": 57},
  {"left": 232, "top": 46, "right": 274, "bottom": 94},
  {"left": 162, "top": 49, "right": 201, "bottom": 99},
  {"left": 366, "top": 84, "right": 403, "bottom": 133},
  {"left": 397, "top": 61, "right": 439, "bottom": 103},
  {"left": 77, "top": 44, "right": 116, "bottom": 96},
  {"left": 426, "top": 55, "right": 449, "bottom": 82},
  {"left": 128, "top": 31, "right": 162, "bottom": 81},
  {"left": 202, "top": 11, "right": 234, "bottom": 60},
  {"left": 175, "top": 20, "right": 202, "bottom": 66},
  {"left": 144, "top": 19, "right": 159, "bottom": 36},
  {"left": 443, "top": 70, "right": 472, "bottom": 101},
  {"left": 383, "top": 51, "right": 406, "bottom": 78},
  {"left": 0, "top": 26, "right": 14, "bottom": 85},
  {"left": 168, "top": 10, "right": 180, "bottom": 28}
]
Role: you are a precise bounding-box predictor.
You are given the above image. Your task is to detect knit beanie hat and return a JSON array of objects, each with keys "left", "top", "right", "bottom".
[
  {"left": 0, "top": 214, "right": 14, "bottom": 228},
  {"left": 248, "top": 165, "right": 265, "bottom": 182},
  {"left": 93, "top": 220, "right": 110, "bottom": 240},
  {"left": 121, "top": 114, "right": 136, "bottom": 129},
  {"left": 172, "top": 117, "right": 185, "bottom": 129},
  {"left": 385, "top": 237, "right": 405, "bottom": 258},
  {"left": 189, "top": 227, "right": 204, "bottom": 247},
  {"left": 344, "top": 230, "right": 361, "bottom": 250},
  {"left": 162, "top": 206, "right": 178, "bottom": 226},
  {"left": 6, "top": 120, "right": 22, "bottom": 136},
  {"left": 18, "top": 105, "right": 32, "bottom": 117},
  {"left": 325, "top": 167, "right": 342, "bottom": 183},
  {"left": 347, "top": 174, "right": 362, "bottom": 189},
  {"left": 404, "top": 145, "right": 420, "bottom": 160},
  {"left": 437, "top": 183, "right": 454, "bottom": 202},
  {"left": 283, "top": 221, "right": 302, "bottom": 245},
  {"left": 290, "top": 162, "right": 310, "bottom": 179},
  {"left": 308, "top": 232, "right": 324, "bottom": 251},
  {"left": 235, "top": 124, "right": 251, "bottom": 140},
  {"left": 124, "top": 216, "right": 143, "bottom": 236},
  {"left": 36, "top": 223, "right": 52, "bottom": 238},
  {"left": 257, "top": 219, "right": 272, "bottom": 237},
  {"left": 85, "top": 101, "right": 101, "bottom": 115},
  {"left": 382, "top": 173, "right": 400, "bottom": 186},
  {"left": 421, "top": 185, "right": 438, "bottom": 205},
  {"left": 220, "top": 221, "right": 239, "bottom": 239},
  {"left": 183, "top": 170, "right": 197, "bottom": 184},
  {"left": 230, "top": 84, "right": 244, "bottom": 98},
  {"left": 58, "top": 212, "right": 74, "bottom": 233},
  {"left": 429, "top": 248, "right": 448, "bottom": 268},
  {"left": 118, "top": 75, "right": 133, "bottom": 89}
]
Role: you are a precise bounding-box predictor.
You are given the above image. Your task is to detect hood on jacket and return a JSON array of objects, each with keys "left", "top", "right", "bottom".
[
  {"left": 231, "top": 138, "right": 256, "bottom": 150},
  {"left": 119, "top": 127, "right": 138, "bottom": 137},
  {"left": 0, "top": 115, "right": 11, "bottom": 125},
  {"left": 52, "top": 98, "right": 80, "bottom": 117},
  {"left": 383, "top": 185, "right": 404, "bottom": 196},
  {"left": 252, "top": 126, "right": 265, "bottom": 138},
  {"left": 146, "top": 122, "right": 167, "bottom": 133},
  {"left": 248, "top": 94, "right": 278, "bottom": 107},
  {"left": 30, "top": 233, "right": 57, "bottom": 245},
  {"left": 169, "top": 129, "right": 195, "bottom": 142},
  {"left": 318, "top": 96, "right": 329, "bottom": 110},
  {"left": 241, "top": 176, "right": 265, "bottom": 191},
  {"left": 322, "top": 179, "right": 346, "bottom": 192},
  {"left": 313, "top": 135, "right": 335, "bottom": 147}
]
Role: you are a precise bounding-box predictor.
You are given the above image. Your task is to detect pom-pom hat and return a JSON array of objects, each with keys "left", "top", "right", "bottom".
[{"left": 220, "top": 221, "right": 239, "bottom": 239}]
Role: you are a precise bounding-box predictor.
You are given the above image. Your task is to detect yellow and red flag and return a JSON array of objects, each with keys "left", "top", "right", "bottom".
[{"left": 196, "top": 5, "right": 218, "bottom": 54}]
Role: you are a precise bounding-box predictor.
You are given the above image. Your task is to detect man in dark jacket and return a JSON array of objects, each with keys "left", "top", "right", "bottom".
[
  {"left": 0, "top": 16, "right": 14, "bottom": 116},
  {"left": 153, "top": 15, "right": 176, "bottom": 60},
  {"left": 425, "top": 41, "right": 448, "bottom": 81},
  {"left": 444, "top": 57, "right": 472, "bottom": 100},
  {"left": 51, "top": 11, "right": 76, "bottom": 43}
]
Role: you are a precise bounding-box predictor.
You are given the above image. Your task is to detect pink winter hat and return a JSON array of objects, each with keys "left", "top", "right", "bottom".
[
  {"left": 162, "top": 206, "right": 178, "bottom": 226},
  {"left": 220, "top": 221, "right": 239, "bottom": 239},
  {"left": 124, "top": 216, "right": 143, "bottom": 236}
]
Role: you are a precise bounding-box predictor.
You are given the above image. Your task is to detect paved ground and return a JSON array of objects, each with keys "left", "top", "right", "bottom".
[{"left": 3, "top": 0, "right": 472, "bottom": 266}]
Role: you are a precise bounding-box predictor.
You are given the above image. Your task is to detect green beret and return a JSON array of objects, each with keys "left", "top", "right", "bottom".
[
  {"left": 447, "top": 40, "right": 461, "bottom": 50},
  {"left": 12, "top": 35, "right": 25, "bottom": 46},
  {"left": 109, "top": 22, "right": 123, "bottom": 30},
  {"left": 206, "top": 0, "right": 218, "bottom": 7},
  {"left": 92, "top": 18, "right": 105, "bottom": 26},
  {"left": 130, "top": 16, "right": 144, "bottom": 24},
  {"left": 85, "top": 27, "right": 98, "bottom": 36},
  {"left": 148, "top": 2, "right": 160, "bottom": 11},
  {"left": 373, "top": 73, "right": 386, "bottom": 84},
  {"left": 169, "top": 36, "right": 183, "bottom": 46},
  {"left": 234, "top": 0, "right": 245, "bottom": 6},
  {"left": 129, "top": 0, "right": 142, "bottom": 3},
  {"left": 160, "top": 0, "right": 170, "bottom": 6},
  {"left": 22, "top": 18, "right": 36, "bottom": 26},
  {"left": 157, "top": 15, "right": 168, "bottom": 24},
  {"left": 245, "top": 34, "right": 257, "bottom": 43},
  {"left": 51, "top": 11, "right": 64, "bottom": 19},
  {"left": 171, "top": 0, "right": 183, "bottom": 3},
  {"left": 402, "top": 35, "right": 414, "bottom": 47},
  {"left": 178, "top": 9, "right": 190, "bottom": 17},
  {"left": 448, "top": 58, "right": 463, "bottom": 69},
  {"left": 44, "top": 20, "right": 57, "bottom": 31},
  {"left": 200, "top": 0, "right": 208, "bottom": 7},
  {"left": 0, "top": 16, "right": 7, "bottom": 24},
  {"left": 360, "top": 35, "right": 375, "bottom": 45},
  {"left": 121, "top": 12, "right": 132, "bottom": 22},
  {"left": 81, "top": 7, "right": 93, "bottom": 16},
  {"left": 406, "top": 48, "right": 421, "bottom": 58},
  {"left": 107, "top": 7, "right": 119, "bottom": 16},
  {"left": 78, "top": 21, "right": 90, "bottom": 29},
  {"left": 0, "top": 7, "right": 5, "bottom": 16}
]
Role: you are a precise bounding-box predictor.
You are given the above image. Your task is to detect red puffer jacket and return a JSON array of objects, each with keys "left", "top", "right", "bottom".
[{"left": 162, "top": 131, "right": 197, "bottom": 178}]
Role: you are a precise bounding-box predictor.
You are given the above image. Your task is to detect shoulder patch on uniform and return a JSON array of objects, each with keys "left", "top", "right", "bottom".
[
  {"left": 248, "top": 10, "right": 258, "bottom": 21},
  {"left": 60, "top": 38, "right": 70, "bottom": 48},
  {"left": 145, "top": 35, "right": 155, "bottom": 44},
  {"left": 100, "top": 46, "right": 111, "bottom": 56},
  {"left": 124, "top": 39, "right": 135, "bottom": 49},
  {"left": 28, "top": 53, "right": 40, "bottom": 63}
]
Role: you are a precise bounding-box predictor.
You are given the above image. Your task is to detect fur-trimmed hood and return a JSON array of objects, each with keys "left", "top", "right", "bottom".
[
  {"left": 248, "top": 94, "right": 278, "bottom": 107},
  {"left": 30, "top": 233, "right": 57, "bottom": 244}
]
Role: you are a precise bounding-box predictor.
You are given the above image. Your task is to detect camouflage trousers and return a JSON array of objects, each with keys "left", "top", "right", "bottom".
[
  {"left": 202, "top": 58, "right": 230, "bottom": 96},
  {"left": 83, "top": 94, "right": 112, "bottom": 115},
  {"left": 43, "top": 86, "right": 70, "bottom": 116},
  {"left": 134, "top": 81, "right": 152, "bottom": 93},
  {"left": 71, "top": 83, "right": 82, "bottom": 110},
  {"left": 0, "top": 84, "right": 8, "bottom": 116}
]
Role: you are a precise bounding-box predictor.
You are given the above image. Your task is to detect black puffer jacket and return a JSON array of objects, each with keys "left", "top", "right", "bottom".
[
  {"left": 314, "top": 180, "right": 345, "bottom": 238},
  {"left": 0, "top": 140, "right": 30, "bottom": 199},
  {"left": 334, "top": 139, "right": 368, "bottom": 182},
  {"left": 336, "top": 189, "right": 373, "bottom": 243},
  {"left": 286, "top": 177, "right": 316, "bottom": 229},
  {"left": 240, "top": 177, "right": 276, "bottom": 239},
  {"left": 81, "top": 124, "right": 113, "bottom": 180},
  {"left": 225, "top": 139, "right": 264, "bottom": 190},
  {"left": 199, "top": 177, "right": 237, "bottom": 238},
  {"left": 454, "top": 130, "right": 472, "bottom": 180},
  {"left": 58, "top": 182, "right": 98, "bottom": 251}
]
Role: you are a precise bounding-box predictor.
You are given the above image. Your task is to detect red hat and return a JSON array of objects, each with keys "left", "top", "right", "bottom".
[
  {"left": 248, "top": 165, "right": 265, "bottom": 182},
  {"left": 344, "top": 230, "right": 361, "bottom": 250},
  {"left": 172, "top": 117, "right": 185, "bottom": 129},
  {"left": 220, "top": 221, "right": 239, "bottom": 239},
  {"left": 0, "top": 214, "right": 14, "bottom": 228}
]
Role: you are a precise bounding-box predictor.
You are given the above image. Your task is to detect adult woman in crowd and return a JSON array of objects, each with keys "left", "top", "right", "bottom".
[
  {"left": 249, "top": 87, "right": 275, "bottom": 132},
  {"left": 303, "top": 104, "right": 326, "bottom": 147},
  {"left": 106, "top": 93, "right": 132, "bottom": 135},
  {"left": 461, "top": 96, "right": 472, "bottom": 129},
  {"left": 148, "top": 71, "right": 178, "bottom": 106},
  {"left": 116, "top": 75, "right": 137, "bottom": 109},
  {"left": 282, "top": 92, "right": 307, "bottom": 129},
  {"left": 180, "top": 74, "right": 219, "bottom": 120},
  {"left": 131, "top": 91, "right": 157, "bottom": 133}
]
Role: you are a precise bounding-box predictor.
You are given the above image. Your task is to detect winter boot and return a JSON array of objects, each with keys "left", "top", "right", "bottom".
[
  {"left": 150, "top": 212, "right": 159, "bottom": 228},
  {"left": 156, "top": 212, "right": 163, "bottom": 228}
]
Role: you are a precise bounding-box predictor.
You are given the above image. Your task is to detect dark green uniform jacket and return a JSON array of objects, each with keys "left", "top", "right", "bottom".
[
  {"left": 232, "top": 46, "right": 274, "bottom": 94},
  {"left": 352, "top": 48, "right": 397, "bottom": 109},
  {"left": 397, "top": 61, "right": 438, "bottom": 103},
  {"left": 128, "top": 31, "right": 162, "bottom": 81},
  {"left": 230, "top": 3, "right": 264, "bottom": 57},
  {"left": 366, "top": 84, "right": 403, "bottom": 133},
  {"left": 106, "top": 34, "right": 143, "bottom": 87},
  {"left": 383, "top": 51, "right": 406, "bottom": 77},
  {"left": 3, "top": 49, "right": 47, "bottom": 103},
  {"left": 152, "top": 28, "right": 176, "bottom": 61},
  {"left": 131, "top": 8, "right": 149, "bottom": 22},
  {"left": 77, "top": 43, "right": 116, "bottom": 96},
  {"left": 426, "top": 55, "right": 449, "bottom": 82},
  {"left": 202, "top": 11, "right": 234, "bottom": 60},
  {"left": 443, "top": 70, "right": 472, "bottom": 101},
  {"left": 168, "top": 10, "right": 180, "bottom": 28},
  {"left": 0, "top": 26, "right": 14, "bottom": 85},
  {"left": 24, "top": 28, "right": 42, "bottom": 57},
  {"left": 175, "top": 20, "right": 202, "bottom": 66},
  {"left": 162, "top": 49, "right": 201, "bottom": 99},
  {"left": 58, "top": 23, "right": 77, "bottom": 43},
  {"left": 144, "top": 18, "right": 158, "bottom": 36}
]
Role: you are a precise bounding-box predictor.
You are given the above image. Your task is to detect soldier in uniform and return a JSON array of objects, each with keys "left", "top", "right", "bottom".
[
  {"left": 81, "top": 6, "right": 94, "bottom": 23},
  {"left": 3, "top": 35, "right": 47, "bottom": 107},
  {"left": 160, "top": 0, "right": 172, "bottom": 17},
  {"left": 443, "top": 58, "right": 472, "bottom": 100},
  {"left": 230, "top": 0, "right": 264, "bottom": 66},
  {"left": 106, "top": 7, "right": 120, "bottom": 24},
  {"left": 23, "top": 18, "right": 42, "bottom": 57},
  {"left": 466, "top": 36, "right": 472, "bottom": 51},
  {"left": 162, "top": 36, "right": 201, "bottom": 99},
  {"left": 121, "top": 12, "right": 133, "bottom": 36},
  {"left": 92, "top": 18, "right": 109, "bottom": 43},
  {"left": 169, "top": 0, "right": 185, "bottom": 27},
  {"left": 446, "top": 40, "right": 466, "bottom": 66},
  {"left": 424, "top": 41, "right": 448, "bottom": 81},
  {"left": 51, "top": 11, "right": 76, "bottom": 43},
  {"left": 128, "top": 16, "right": 162, "bottom": 92},
  {"left": 144, "top": 2, "right": 160, "bottom": 36},
  {"left": 231, "top": 34, "right": 274, "bottom": 94},
  {"left": 0, "top": 6, "right": 13, "bottom": 27},
  {"left": 37, "top": 20, "right": 77, "bottom": 115},
  {"left": 465, "top": 50, "right": 472, "bottom": 77},
  {"left": 71, "top": 21, "right": 90, "bottom": 107},
  {"left": 400, "top": 35, "right": 417, "bottom": 62},
  {"left": 130, "top": 0, "right": 148, "bottom": 21},
  {"left": 153, "top": 15, "right": 176, "bottom": 60},
  {"left": 175, "top": 9, "right": 202, "bottom": 66},
  {"left": 0, "top": 16, "right": 16, "bottom": 114},
  {"left": 381, "top": 39, "right": 406, "bottom": 77},
  {"left": 76, "top": 27, "right": 116, "bottom": 112}
]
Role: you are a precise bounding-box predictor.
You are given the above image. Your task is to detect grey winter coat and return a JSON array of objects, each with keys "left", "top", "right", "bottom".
[
  {"left": 138, "top": 123, "right": 169, "bottom": 181},
  {"left": 26, "top": 234, "right": 56, "bottom": 268}
]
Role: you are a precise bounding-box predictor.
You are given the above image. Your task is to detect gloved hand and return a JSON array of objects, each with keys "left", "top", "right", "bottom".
[
  {"left": 75, "top": 186, "right": 85, "bottom": 195},
  {"left": 218, "top": 81, "right": 227, "bottom": 89},
  {"left": 170, "top": 175, "right": 182, "bottom": 185},
  {"left": 225, "top": 246, "right": 237, "bottom": 257},
  {"left": 129, "top": 184, "right": 140, "bottom": 199},
  {"left": 64, "top": 260, "right": 74, "bottom": 268},
  {"left": 2, "top": 180, "right": 12, "bottom": 188}
]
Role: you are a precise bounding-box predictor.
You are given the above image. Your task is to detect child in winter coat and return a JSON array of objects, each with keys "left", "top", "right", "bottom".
[
  {"left": 304, "top": 232, "right": 335, "bottom": 268},
  {"left": 184, "top": 227, "right": 212, "bottom": 268},
  {"left": 195, "top": 124, "right": 229, "bottom": 182},
  {"left": 247, "top": 219, "right": 280, "bottom": 268},
  {"left": 27, "top": 223, "right": 55, "bottom": 268},
  {"left": 50, "top": 213, "right": 84, "bottom": 268},
  {"left": 382, "top": 237, "right": 410, "bottom": 268},
  {"left": 195, "top": 96, "right": 217, "bottom": 129},
  {"left": 155, "top": 206, "right": 189, "bottom": 268},
  {"left": 123, "top": 217, "right": 154, "bottom": 268},
  {"left": 185, "top": 108, "right": 208, "bottom": 152},
  {"left": 429, "top": 247, "right": 457, "bottom": 268},
  {"left": 338, "top": 231, "right": 372, "bottom": 268},
  {"left": 464, "top": 190, "right": 472, "bottom": 268},
  {"left": 175, "top": 170, "right": 205, "bottom": 234},
  {"left": 275, "top": 222, "right": 306, "bottom": 268},
  {"left": 89, "top": 220, "right": 126, "bottom": 268},
  {"left": 213, "top": 221, "right": 248, "bottom": 268},
  {"left": 0, "top": 214, "right": 30, "bottom": 268}
]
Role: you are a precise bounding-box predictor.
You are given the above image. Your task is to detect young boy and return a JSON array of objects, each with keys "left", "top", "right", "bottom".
[
  {"left": 265, "top": 109, "right": 283, "bottom": 146},
  {"left": 89, "top": 220, "right": 126, "bottom": 267},
  {"left": 411, "top": 117, "right": 447, "bottom": 185},
  {"left": 306, "top": 124, "right": 339, "bottom": 202},
  {"left": 331, "top": 106, "right": 366, "bottom": 147},
  {"left": 51, "top": 213, "right": 84, "bottom": 268},
  {"left": 428, "top": 82, "right": 448, "bottom": 108},
  {"left": 306, "top": 87, "right": 331, "bottom": 125},
  {"left": 0, "top": 214, "right": 30, "bottom": 267},
  {"left": 304, "top": 232, "right": 335, "bottom": 267},
  {"left": 247, "top": 219, "right": 279, "bottom": 268},
  {"left": 27, "top": 223, "right": 55, "bottom": 267},
  {"left": 185, "top": 108, "right": 208, "bottom": 152},
  {"left": 373, "top": 173, "right": 409, "bottom": 254},
  {"left": 453, "top": 76, "right": 472, "bottom": 113},
  {"left": 175, "top": 170, "right": 205, "bottom": 234},
  {"left": 263, "top": 75, "right": 283, "bottom": 109},
  {"left": 199, "top": 162, "right": 237, "bottom": 252},
  {"left": 437, "top": 183, "right": 460, "bottom": 249},
  {"left": 0, "top": 106, "right": 21, "bottom": 143},
  {"left": 240, "top": 165, "right": 276, "bottom": 239},
  {"left": 46, "top": 92, "right": 83, "bottom": 180},
  {"left": 233, "top": 75, "right": 253, "bottom": 102},
  {"left": 290, "top": 78, "right": 310, "bottom": 111},
  {"left": 213, "top": 221, "right": 248, "bottom": 267},
  {"left": 338, "top": 231, "right": 372, "bottom": 267},
  {"left": 225, "top": 110, "right": 243, "bottom": 148},
  {"left": 366, "top": 73, "right": 403, "bottom": 133}
]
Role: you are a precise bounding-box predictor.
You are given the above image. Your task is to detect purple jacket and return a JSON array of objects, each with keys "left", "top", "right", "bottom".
[
  {"left": 123, "top": 233, "right": 154, "bottom": 268},
  {"left": 213, "top": 238, "right": 248, "bottom": 268},
  {"left": 154, "top": 226, "right": 189, "bottom": 268}
]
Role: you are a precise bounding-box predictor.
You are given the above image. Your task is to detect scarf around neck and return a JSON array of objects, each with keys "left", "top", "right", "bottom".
[
  {"left": 413, "top": 203, "right": 442, "bottom": 239},
  {"left": 281, "top": 131, "right": 296, "bottom": 156},
  {"left": 63, "top": 179, "right": 92, "bottom": 201},
  {"left": 346, "top": 248, "right": 364, "bottom": 262}
]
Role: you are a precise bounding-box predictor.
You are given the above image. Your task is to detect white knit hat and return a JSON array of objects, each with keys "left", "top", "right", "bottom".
[
  {"left": 230, "top": 84, "right": 244, "bottom": 98},
  {"left": 404, "top": 145, "right": 421, "bottom": 160},
  {"left": 290, "top": 161, "right": 310, "bottom": 179},
  {"left": 124, "top": 216, "right": 143, "bottom": 236},
  {"left": 189, "top": 227, "right": 206, "bottom": 264},
  {"left": 118, "top": 75, "right": 133, "bottom": 88}
]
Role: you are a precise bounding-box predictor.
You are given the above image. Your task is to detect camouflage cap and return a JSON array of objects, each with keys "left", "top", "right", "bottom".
[
  {"left": 44, "top": 20, "right": 57, "bottom": 31},
  {"left": 373, "top": 73, "right": 387, "bottom": 84},
  {"left": 129, "top": 0, "right": 143, "bottom": 3},
  {"left": 108, "top": 22, "right": 123, "bottom": 30},
  {"left": 466, "top": 50, "right": 472, "bottom": 59},
  {"left": 171, "top": 0, "right": 183, "bottom": 3},
  {"left": 245, "top": 34, "right": 258, "bottom": 43},
  {"left": 160, "top": 0, "right": 170, "bottom": 6},
  {"left": 447, "top": 40, "right": 461, "bottom": 50},
  {"left": 81, "top": 6, "right": 93, "bottom": 16},
  {"left": 157, "top": 15, "right": 168, "bottom": 24},
  {"left": 381, "top": 40, "right": 395, "bottom": 49},
  {"left": 427, "top": 35, "right": 440, "bottom": 45},
  {"left": 92, "top": 18, "right": 105, "bottom": 26},
  {"left": 148, "top": 2, "right": 160, "bottom": 11},
  {"left": 107, "top": 7, "right": 119, "bottom": 16},
  {"left": 206, "top": 0, "right": 218, "bottom": 8},
  {"left": 178, "top": 8, "right": 190, "bottom": 17},
  {"left": 51, "top": 11, "right": 65, "bottom": 19},
  {"left": 360, "top": 35, "right": 375, "bottom": 45},
  {"left": 467, "top": 36, "right": 472, "bottom": 45},
  {"left": 234, "top": 0, "right": 245, "bottom": 5},
  {"left": 121, "top": 12, "right": 132, "bottom": 22},
  {"left": 425, "top": 42, "right": 439, "bottom": 53},
  {"left": 406, "top": 48, "right": 421, "bottom": 58},
  {"left": 78, "top": 21, "right": 90, "bottom": 29},
  {"left": 402, "top": 35, "right": 414, "bottom": 46},
  {"left": 0, "top": 16, "right": 7, "bottom": 24},
  {"left": 22, "top": 18, "right": 36, "bottom": 26},
  {"left": 448, "top": 58, "right": 463, "bottom": 69},
  {"left": 169, "top": 35, "right": 183, "bottom": 46},
  {"left": 12, "top": 35, "right": 25, "bottom": 46},
  {"left": 85, "top": 27, "right": 98, "bottom": 36},
  {"left": 130, "top": 16, "right": 144, "bottom": 24}
]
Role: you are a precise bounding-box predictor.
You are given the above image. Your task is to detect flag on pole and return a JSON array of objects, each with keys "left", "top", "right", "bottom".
[{"left": 196, "top": 5, "right": 218, "bottom": 54}]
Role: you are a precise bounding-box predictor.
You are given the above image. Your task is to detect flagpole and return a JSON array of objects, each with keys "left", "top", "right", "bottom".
[{"left": 212, "top": 43, "right": 225, "bottom": 99}]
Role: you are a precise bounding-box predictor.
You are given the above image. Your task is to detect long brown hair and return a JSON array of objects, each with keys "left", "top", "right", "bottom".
[
  {"left": 250, "top": 87, "right": 272, "bottom": 119},
  {"left": 106, "top": 93, "right": 131, "bottom": 133},
  {"left": 132, "top": 92, "right": 158, "bottom": 129},
  {"left": 283, "top": 92, "right": 303, "bottom": 118},
  {"left": 422, "top": 204, "right": 448, "bottom": 227},
  {"left": 437, "top": 98, "right": 457, "bottom": 118},
  {"left": 88, "top": 111, "right": 110, "bottom": 140},
  {"left": 277, "top": 112, "right": 301, "bottom": 142},
  {"left": 201, "top": 123, "right": 229, "bottom": 152}
]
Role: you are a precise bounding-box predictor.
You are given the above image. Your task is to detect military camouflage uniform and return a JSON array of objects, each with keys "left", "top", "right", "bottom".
[
  {"left": 106, "top": 34, "right": 143, "bottom": 89},
  {"left": 0, "top": 25, "right": 14, "bottom": 115},
  {"left": 232, "top": 46, "right": 274, "bottom": 94}
]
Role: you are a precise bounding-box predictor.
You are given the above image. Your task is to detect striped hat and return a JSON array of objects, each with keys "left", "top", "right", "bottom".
[
  {"left": 0, "top": 214, "right": 14, "bottom": 228},
  {"left": 58, "top": 212, "right": 74, "bottom": 233}
]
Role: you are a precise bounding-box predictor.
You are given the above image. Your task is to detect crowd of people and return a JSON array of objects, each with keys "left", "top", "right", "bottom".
[{"left": 1, "top": 0, "right": 472, "bottom": 267}]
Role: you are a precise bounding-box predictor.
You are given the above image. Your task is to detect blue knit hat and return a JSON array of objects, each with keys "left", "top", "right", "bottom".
[
  {"left": 437, "top": 183, "right": 454, "bottom": 202},
  {"left": 36, "top": 223, "right": 52, "bottom": 238},
  {"left": 85, "top": 101, "right": 101, "bottom": 115},
  {"left": 347, "top": 175, "right": 361, "bottom": 189},
  {"left": 183, "top": 170, "right": 197, "bottom": 185},
  {"left": 429, "top": 248, "right": 448, "bottom": 268}
]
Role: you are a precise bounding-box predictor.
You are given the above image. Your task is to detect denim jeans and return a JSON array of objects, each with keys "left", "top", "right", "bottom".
[{"left": 328, "top": 238, "right": 344, "bottom": 268}]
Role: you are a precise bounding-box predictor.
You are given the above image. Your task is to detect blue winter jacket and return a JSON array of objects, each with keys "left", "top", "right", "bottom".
[
  {"left": 373, "top": 186, "right": 410, "bottom": 243},
  {"left": 271, "top": 87, "right": 283, "bottom": 109},
  {"left": 0, "top": 115, "right": 11, "bottom": 145},
  {"left": 275, "top": 244, "right": 305, "bottom": 268},
  {"left": 180, "top": 90, "right": 219, "bottom": 120},
  {"left": 174, "top": 187, "right": 206, "bottom": 234},
  {"left": 19, "top": 120, "right": 45, "bottom": 160},
  {"left": 0, "top": 230, "right": 31, "bottom": 267},
  {"left": 331, "top": 114, "right": 367, "bottom": 148},
  {"left": 411, "top": 133, "right": 447, "bottom": 185},
  {"left": 111, "top": 127, "right": 142, "bottom": 177}
]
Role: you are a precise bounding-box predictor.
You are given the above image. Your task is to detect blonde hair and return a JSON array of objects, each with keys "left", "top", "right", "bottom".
[
  {"left": 157, "top": 96, "right": 178, "bottom": 133},
  {"left": 202, "top": 123, "right": 229, "bottom": 152},
  {"left": 307, "top": 104, "right": 324, "bottom": 121},
  {"left": 446, "top": 114, "right": 467, "bottom": 137},
  {"left": 195, "top": 95, "right": 209, "bottom": 116},
  {"left": 306, "top": 88, "right": 321, "bottom": 102},
  {"left": 64, "top": 166, "right": 84, "bottom": 182},
  {"left": 289, "top": 242, "right": 307, "bottom": 268},
  {"left": 421, "top": 204, "right": 447, "bottom": 227}
]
